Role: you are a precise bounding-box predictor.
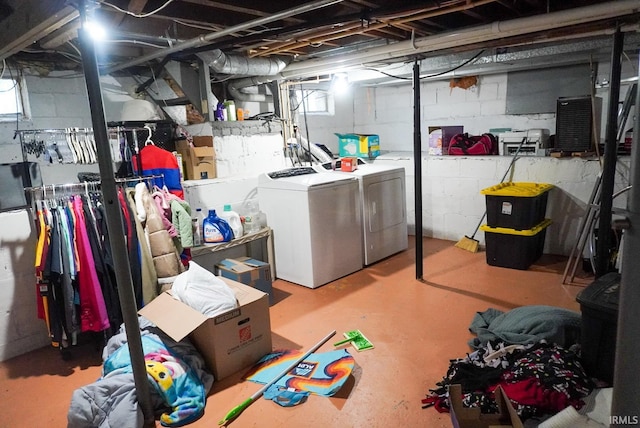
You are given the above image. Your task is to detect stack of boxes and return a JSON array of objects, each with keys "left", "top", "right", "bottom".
[{"left": 479, "top": 182, "right": 554, "bottom": 270}]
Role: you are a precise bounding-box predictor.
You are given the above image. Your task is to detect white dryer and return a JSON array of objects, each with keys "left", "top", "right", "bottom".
[
  {"left": 258, "top": 167, "right": 363, "bottom": 289},
  {"left": 316, "top": 160, "right": 408, "bottom": 265}
]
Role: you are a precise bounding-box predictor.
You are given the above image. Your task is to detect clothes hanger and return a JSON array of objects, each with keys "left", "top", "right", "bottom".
[
  {"left": 144, "top": 125, "right": 154, "bottom": 146},
  {"left": 86, "top": 128, "right": 97, "bottom": 163}
]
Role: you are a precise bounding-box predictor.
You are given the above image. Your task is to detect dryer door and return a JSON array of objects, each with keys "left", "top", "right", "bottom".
[{"left": 363, "top": 175, "right": 408, "bottom": 265}]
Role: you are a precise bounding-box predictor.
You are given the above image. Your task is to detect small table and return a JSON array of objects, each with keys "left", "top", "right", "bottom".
[{"left": 190, "top": 227, "right": 275, "bottom": 279}]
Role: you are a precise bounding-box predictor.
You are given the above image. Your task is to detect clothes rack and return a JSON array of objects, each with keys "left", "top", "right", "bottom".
[
  {"left": 14, "top": 125, "right": 164, "bottom": 165},
  {"left": 24, "top": 174, "right": 165, "bottom": 196},
  {"left": 28, "top": 173, "right": 166, "bottom": 353}
]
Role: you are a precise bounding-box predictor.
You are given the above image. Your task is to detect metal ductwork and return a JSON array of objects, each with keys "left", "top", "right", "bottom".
[
  {"left": 197, "top": 51, "right": 289, "bottom": 102},
  {"left": 227, "top": 76, "right": 277, "bottom": 102},
  {"left": 197, "top": 50, "right": 290, "bottom": 76}
]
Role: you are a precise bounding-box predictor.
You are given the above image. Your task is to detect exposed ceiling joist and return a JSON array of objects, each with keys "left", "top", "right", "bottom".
[
  {"left": 180, "top": 0, "right": 305, "bottom": 24},
  {"left": 0, "top": 0, "right": 638, "bottom": 84},
  {"left": 128, "top": 0, "right": 149, "bottom": 14},
  {"left": 0, "top": 0, "right": 78, "bottom": 61}
]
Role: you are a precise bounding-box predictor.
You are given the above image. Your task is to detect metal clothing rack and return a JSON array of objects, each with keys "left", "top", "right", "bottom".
[
  {"left": 14, "top": 125, "right": 164, "bottom": 166},
  {"left": 24, "top": 175, "right": 164, "bottom": 218}
]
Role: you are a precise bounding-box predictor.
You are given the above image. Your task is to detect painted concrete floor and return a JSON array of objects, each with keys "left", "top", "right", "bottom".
[{"left": 0, "top": 237, "right": 592, "bottom": 427}]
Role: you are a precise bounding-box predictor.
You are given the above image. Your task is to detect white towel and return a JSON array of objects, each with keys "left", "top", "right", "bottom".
[
  {"left": 579, "top": 388, "right": 613, "bottom": 427},
  {"left": 538, "top": 406, "right": 606, "bottom": 428}
]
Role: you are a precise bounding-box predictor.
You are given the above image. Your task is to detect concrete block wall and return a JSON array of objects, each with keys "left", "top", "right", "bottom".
[
  {"left": 354, "top": 74, "right": 559, "bottom": 153},
  {"left": 373, "top": 153, "right": 631, "bottom": 256},
  {"left": 184, "top": 121, "right": 287, "bottom": 179}
]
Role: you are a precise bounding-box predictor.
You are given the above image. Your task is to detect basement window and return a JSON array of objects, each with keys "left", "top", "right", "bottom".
[
  {"left": 0, "top": 76, "right": 29, "bottom": 121},
  {"left": 295, "top": 89, "right": 335, "bottom": 115}
]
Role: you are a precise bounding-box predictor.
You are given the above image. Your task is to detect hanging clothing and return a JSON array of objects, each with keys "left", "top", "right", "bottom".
[
  {"left": 82, "top": 195, "right": 121, "bottom": 332},
  {"left": 133, "top": 182, "right": 184, "bottom": 292},
  {"left": 34, "top": 207, "right": 50, "bottom": 323},
  {"left": 54, "top": 206, "right": 79, "bottom": 338},
  {"left": 72, "top": 195, "right": 110, "bottom": 333},
  {"left": 117, "top": 188, "right": 144, "bottom": 307},
  {"left": 125, "top": 187, "right": 158, "bottom": 305},
  {"left": 132, "top": 145, "right": 184, "bottom": 199}
]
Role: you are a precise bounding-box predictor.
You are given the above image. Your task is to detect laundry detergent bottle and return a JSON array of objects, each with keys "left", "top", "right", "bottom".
[
  {"left": 219, "top": 204, "right": 243, "bottom": 239},
  {"left": 202, "top": 209, "right": 233, "bottom": 243}
]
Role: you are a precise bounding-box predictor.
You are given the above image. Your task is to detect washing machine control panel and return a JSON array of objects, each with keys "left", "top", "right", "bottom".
[{"left": 268, "top": 167, "right": 318, "bottom": 179}]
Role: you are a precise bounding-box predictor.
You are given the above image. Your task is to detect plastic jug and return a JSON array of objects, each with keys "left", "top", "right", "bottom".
[
  {"left": 219, "top": 204, "right": 243, "bottom": 239},
  {"left": 243, "top": 199, "right": 261, "bottom": 234},
  {"left": 192, "top": 208, "right": 204, "bottom": 246},
  {"left": 202, "top": 209, "right": 233, "bottom": 243}
]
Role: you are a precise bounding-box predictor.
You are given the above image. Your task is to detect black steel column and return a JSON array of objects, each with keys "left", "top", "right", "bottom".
[
  {"left": 413, "top": 60, "right": 423, "bottom": 279},
  {"left": 596, "top": 27, "right": 623, "bottom": 277},
  {"left": 77, "top": 3, "right": 154, "bottom": 426},
  {"left": 611, "top": 49, "right": 640, "bottom": 427}
]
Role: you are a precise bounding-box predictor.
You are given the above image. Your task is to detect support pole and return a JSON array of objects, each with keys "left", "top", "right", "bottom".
[
  {"left": 412, "top": 60, "right": 423, "bottom": 280},
  {"left": 611, "top": 49, "right": 640, "bottom": 427},
  {"left": 595, "top": 27, "right": 623, "bottom": 277},
  {"left": 77, "top": 3, "right": 154, "bottom": 427}
]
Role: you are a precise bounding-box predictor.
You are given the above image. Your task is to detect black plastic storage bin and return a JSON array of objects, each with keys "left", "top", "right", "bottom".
[
  {"left": 480, "top": 219, "right": 551, "bottom": 270},
  {"left": 481, "top": 182, "right": 553, "bottom": 230},
  {"left": 576, "top": 272, "right": 620, "bottom": 384}
]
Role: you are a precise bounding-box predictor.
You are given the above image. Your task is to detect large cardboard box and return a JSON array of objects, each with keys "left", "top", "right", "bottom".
[
  {"left": 449, "top": 384, "right": 523, "bottom": 428},
  {"left": 139, "top": 276, "right": 272, "bottom": 380},
  {"left": 216, "top": 257, "right": 273, "bottom": 305},
  {"left": 176, "top": 136, "right": 216, "bottom": 180}
]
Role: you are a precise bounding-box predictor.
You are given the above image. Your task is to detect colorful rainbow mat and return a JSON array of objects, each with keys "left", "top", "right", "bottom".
[{"left": 244, "top": 349, "right": 355, "bottom": 397}]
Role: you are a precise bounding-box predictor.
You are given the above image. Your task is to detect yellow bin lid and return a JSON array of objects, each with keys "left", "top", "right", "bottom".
[
  {"left": 480, "top": 182, "right": 554, "bottom": 197},
  {"left": 480, "top": 219, "right": 552, "bottom": 236}
]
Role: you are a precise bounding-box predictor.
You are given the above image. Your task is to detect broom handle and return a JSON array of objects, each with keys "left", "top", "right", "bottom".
[
  {"left": 469, "top": 137, "right": 527, "bottom": 239},
  {"left": 333, "top": 337, "right": 355, "bottom": 346},
  {"left": 219, "top": 330, "right": 336, "bottom": 425}
]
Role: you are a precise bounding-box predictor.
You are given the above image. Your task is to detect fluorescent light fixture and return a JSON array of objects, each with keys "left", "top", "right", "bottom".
[{"left": 330, "top": 72, "right": 349, "bottom": 94}]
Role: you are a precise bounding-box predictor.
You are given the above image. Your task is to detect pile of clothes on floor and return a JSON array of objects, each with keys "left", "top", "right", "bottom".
[
  {"left": 422, "top": 305, "right": 611, "bottom": 426},
  {"left": 67, "top": 262, "right": 238, "bottom": 427}
]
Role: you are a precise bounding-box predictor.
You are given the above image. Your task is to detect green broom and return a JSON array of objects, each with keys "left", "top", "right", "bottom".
[{"left": 455, "top": 137, "right": 527, "bottom": 253}]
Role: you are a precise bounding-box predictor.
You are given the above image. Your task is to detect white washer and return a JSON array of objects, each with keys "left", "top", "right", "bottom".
[
  {"left": 258, "top": 167, "right": 363, "bottom": 288},
  {"left": 316, "top": 160, "right": 408, "bottom": 265}
]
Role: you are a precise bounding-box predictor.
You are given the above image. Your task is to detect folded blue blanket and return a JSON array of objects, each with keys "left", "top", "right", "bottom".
[{"left": 468, "top": 305, "right": 581, "bottom": 349}]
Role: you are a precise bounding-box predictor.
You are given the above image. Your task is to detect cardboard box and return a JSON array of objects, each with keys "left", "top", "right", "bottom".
[
  {"left": 138, "top": 276, "right": 272, "bottom": 380},
  {"left": 340, "top": 157, "right": 358, "bottom": 172},
  {"left": 428, "top": 126, "right": 464, "bottom": 155},
  {"left": 428, "top": 127, "right": 443, "bottom": 155},
  {"left": 176, "top": 136, "right": 216, "bottom": 180},
  {"left": 336, "top": 133, "right": 380, "bottom": 159},
  {"left": 449, "top": 384, "right": 523, "bottom": 428},
  {"left": 216, "top": 257, "right": 273, "bottom": 305}
]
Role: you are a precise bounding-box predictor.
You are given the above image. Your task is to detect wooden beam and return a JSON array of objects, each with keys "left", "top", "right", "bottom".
[
  {"left": 251, "top": 0, "right": 499, "bottom": 57},
  {"left": 462, "top": 9, "right": 487, "bottom": 21},
  {"left": 0, "top": 0, "right": 78, "bottom": 61},
  {"left": 128, "top": 0, "right": 149, "bottom": 15},
  {"left": 179, "top": 0, "right": 304, "bottom": 24}
]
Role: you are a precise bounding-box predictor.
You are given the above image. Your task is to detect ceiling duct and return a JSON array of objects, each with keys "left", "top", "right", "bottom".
[
  {"left": 197, "top": 50, "right": 290, "bottom": 76},
  {"left": 227, "top": 76, "right": 276, "bottom": 102},
  {"left": 103, "top": 0, "right": 345, "bottom": 74}
]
